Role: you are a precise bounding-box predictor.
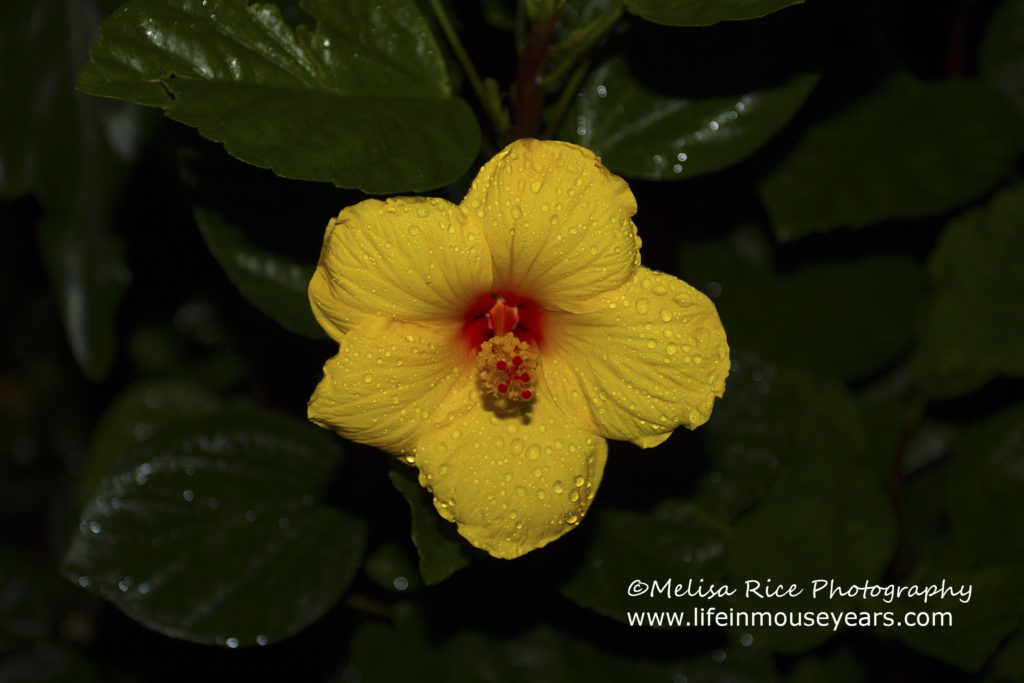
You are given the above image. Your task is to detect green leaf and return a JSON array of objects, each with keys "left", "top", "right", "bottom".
[
  {"left": 991, "top": 624, "right": 1024, "bottom": 682},
  {"left": 77, "top": 377, "right": 221, "bottom": 507},
  {"left": 560, "top": 502, "right": 730, "bottom": 621},
  {"left": 0, "top": 551, "right": 75, "bottom": 653},
  {"left": 195, "top": 208, "right": 324, "bottom": 339},
  {"left": 888, "top": 544, "right": 1024, "bottom": 672},
  {"left": 758, "top": 76, "right": 1023, "bottom": 240},
  {"left": 562, "top": 57, "right": 817, "bottom": 180},
  {"left": 910, "top": 183, "right": 1024, "bottom": 396},
  {"left": 363, "top": 541, "right": 423, "bottom": 593},
  {"left": 62, "top": 407, "right": 366, "bottom": 646},
  {"left": 981, "top": 0, "right": 1024, "bottom": 114},
  {"left": 0, "top": 642, "right": 102, "bottom": 683},
  {"left": 1, "top": 0, "right": 149, "bottom": 380},
  {"left": 388, "top": 466, "right": 473, "bottom": 585},
  {"left": 622, "top": 0, "right": 803, "bottom": 26},
  {"left": 680, "top": 231, "right": 924, "bottom": 380},
  {"left": 723, "top": 365, "right": 898, "bottom": 652},
  {"left": 77, "top": 0, "right": 480, "bottom": 193},
  {"left": 947, "top": 404, "right": 1024, "bottom": 565},
  {"left": 349, "top": 618, "right": 778, "bottom": 683}
]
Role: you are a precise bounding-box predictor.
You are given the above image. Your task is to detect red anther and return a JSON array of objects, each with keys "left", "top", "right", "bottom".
[
  {"left": 518, "top": 372, "right": 530, "bottom": 382},
  {"left": 496, "top": 360, "right": 508, "bottom": 371},
  {"left": 521, "top": 390, "right": 533, "bottom": 400},
  {"left": 513, "top": 356, "right": 523, "bottom": 366},
  {"left": 498, "top": 383, "right": 509, "bottom": 394}
]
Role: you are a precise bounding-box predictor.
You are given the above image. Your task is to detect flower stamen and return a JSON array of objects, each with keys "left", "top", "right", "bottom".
[{"left": 475, "top": 332, "right": 537, "bottom": 413}]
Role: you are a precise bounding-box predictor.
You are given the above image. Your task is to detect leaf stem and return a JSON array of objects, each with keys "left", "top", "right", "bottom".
[
  {"left": 509, "top": 11, "right": 557, "bottom": 139},
  {"left": 538, "top": 3, "right": 622, "bottom": 91},
  {"left": 541, "top": 59, "right": 589, "bottom": 139},
  {"left": 428, "top": 0, "right": 509, "bottom": 135}
]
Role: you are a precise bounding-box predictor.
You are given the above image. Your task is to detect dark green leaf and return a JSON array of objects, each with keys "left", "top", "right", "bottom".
[
  {"left": 758, "top": 76, "right": 1023, "bottom": 240},
  {"left": 981, "top": 0, "right": 1024, "bottom": 114},
  {"left": 62, "top": 408, "right": 366, "bottom": 646},
  {"left": 0, "top": 551, "right": 74, "bottom": 653},
  {"left": 0, "top": 642, "right": 102, "bottom": 683},
  {"left": 991, "top": 624, "right": 1024, "bottom": 682},
  {"left": 195, "top": 208, "right": 324, "bottom": 339},
  {"left": 560, "top": 501, "right": 730, "bottom": 621},
  {"left": 388, "top": 466, "right": 472, "bottom": 585},
  {"left": 363, "top": 541, "right": 422, "bottom": 593},
  {"left": 562, "top": 57, "right": 817, "bottom": 180},
  {"left": 1, "top": 0, "right": 149, "bottom": 380},
  {"left": 723, "top": 365, "right": 898, "bottom": 652},
  {"left": 623, "top": 0, "right": 803, "bottom": 26},
  {"left": 888, "top": 544, "right": 1024, "bottom": 672},
  {"left": 348, "top": 618, "right": 777, "bottom": 683},
  {"left": 695, "top": 354, "right": 789, "bottom": 520},
  {"left": 77, "top": 0, "right": 480, "bottom": 193},
  {"left": 77, "top": 378, "right": 220, "bottom": 507},
  {"left": 787, "top": 649, "right": 866, "bottom": 683},
  {"left": 947, "top": 404, "right": 1024, "bottom": 565},
  {"left": 910, "top": 183, "right": 1024, "bottom": 396},
  {"left": 681, "top": 231, "right": 924, "bottom": 380}
]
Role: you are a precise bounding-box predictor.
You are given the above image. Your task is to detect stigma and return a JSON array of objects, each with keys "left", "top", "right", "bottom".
[{"left": 475, "top": 332, "right": 537, "bottom": 409}]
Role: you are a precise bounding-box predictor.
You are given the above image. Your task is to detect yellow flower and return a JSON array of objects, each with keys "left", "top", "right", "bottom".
[{"left": 308, "top": 139, "right": 729, "bottom": 559}]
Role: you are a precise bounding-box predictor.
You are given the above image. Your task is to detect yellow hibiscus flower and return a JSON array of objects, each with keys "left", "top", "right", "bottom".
[{"left": 307, "top": 138, "right": 729, "bottom": 559}]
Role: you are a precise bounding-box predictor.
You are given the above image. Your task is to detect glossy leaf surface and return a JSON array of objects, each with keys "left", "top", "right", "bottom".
[
  {"left": 77, "top": 0, "right": 480, "bottom": 193},
  {"left": 63, "top": 408, "right": 365, "bottom": 646},
  {"left": 759, "top": 77, "right": 1022, "bottom": 239}
]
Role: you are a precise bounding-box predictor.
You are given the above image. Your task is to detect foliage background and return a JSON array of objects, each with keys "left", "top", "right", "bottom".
[{"left": 2, "top": 0, "right": 1024, "bottom": 680}]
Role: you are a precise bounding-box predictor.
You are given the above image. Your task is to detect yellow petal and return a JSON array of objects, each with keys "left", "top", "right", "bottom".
[
  {"left": 309, "top": 196, "right": 492, "bottom": 340},
  {"left": 412, "top": 380, "right": 608, "bottom": 559},
  {"left": 461, "top": 138, "right": 640, "bottom": 312},
  {"left": 540, "top": 268, "right": 730, "bottom": 446},
  {"left": 308, "top": 318, "right": 473, "bottom": 454}
]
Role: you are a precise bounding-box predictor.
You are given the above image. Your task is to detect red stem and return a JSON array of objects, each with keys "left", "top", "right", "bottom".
[{"left": 509, "top": 13, "right": 556, "bottom": 140}]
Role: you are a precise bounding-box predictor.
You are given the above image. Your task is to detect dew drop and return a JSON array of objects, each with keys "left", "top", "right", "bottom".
[
  {"left": 659, "top": 309, "right": 673, "bottom": 322},
  {"left": 635, "top": 298, "right": 649, "bottom": 314},
  {"left": 553, "top": 480, "right": 565, "bottom": 494},
  {"left": 530, "top": 180, "right": 543, "bottom": 193},
  {"left": 226, "top": 637, "right": 239, "bottom": 649},
  {"left": 525, "top": 444, "right": 540, "bottom": 460}
]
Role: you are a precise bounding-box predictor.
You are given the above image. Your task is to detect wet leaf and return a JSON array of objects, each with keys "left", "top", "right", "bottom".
[
  {"left": 910, "top": 183, "right": 1024, "bottom": 396},
  {"left": 622, "top": 0, "right": 803, "bottom": 27},
  {"left": 388, "top": 466, "right": 473, "bottom": 585},
  {"left": 363, "top": 541, "right": 422, "bottom": 593},
  {"left": 78, "top": 378, "right": 220, "bottom": 507},
  {"left": 62, "top": 408, "right": 366, "bottom": 647},
  {"left": 759, "top": 76, "right": 1023, "bottom": 240},
  {"left": 562, "top": 57, "right": 817, "bottom": 180},
  {"left": 77, "top": 0, "right": 480, "bottom": 193},
  {"left": 195, "top": 209, "right": 324, "bottom": 339}
]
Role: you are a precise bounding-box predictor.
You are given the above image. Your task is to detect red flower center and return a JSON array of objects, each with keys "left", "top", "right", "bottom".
[{"left": 461, "top": 292, "right": 544, "bottom": 351}]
